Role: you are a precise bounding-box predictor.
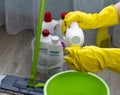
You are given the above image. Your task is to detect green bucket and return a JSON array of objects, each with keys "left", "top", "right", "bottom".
[{"left": 44, "top": 70, "right": 110, "bottom": 95}]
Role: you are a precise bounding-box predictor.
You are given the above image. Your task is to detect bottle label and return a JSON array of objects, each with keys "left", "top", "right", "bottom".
[
  {"left": 38, "top": 48, "right": 47, "bottom": 66},
  {"left": 48, "top": 65, "right": 63, "bottom": 77},
  {"left": 49, "top": 50, "right": 60, "bottom": 56}
]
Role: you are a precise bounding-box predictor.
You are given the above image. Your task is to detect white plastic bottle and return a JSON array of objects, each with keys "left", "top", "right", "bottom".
[
  {"left": 47, "top": 36, "right": 64, "bottom": 77},
  {"left": 65, "top": 22, "right": 84, "bottom": 47},
  {"left": 42, "top": 11, "right": 58, "bottom": 35},
  {"left": 54, "top": 12, "right": 67, "bottom": 44},
  {"left": 37, "top": 29, "right": 52, "bottom": 74}
]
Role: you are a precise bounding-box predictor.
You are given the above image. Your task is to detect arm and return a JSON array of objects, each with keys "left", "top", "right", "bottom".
[
  {"left": 62, "top": 3, "right": 119, "bottom": 35},
  {"left": 115, "top": 2, "right": 120, "bottom": 19}
]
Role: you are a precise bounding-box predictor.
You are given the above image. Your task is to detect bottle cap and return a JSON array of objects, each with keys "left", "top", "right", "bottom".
[
  {"left": 61, "top": 12, "right": 67, "bottom": 20},
  {"left": 44, "top": 11, "right": 52, "bottom": 22},
  {"left": 42, "top": 29, "right": 50, "bottom": 36},
  {"left": 51, "top": 36, "right": 59, "bottom": 44},
  {"left": 71, "top": 36, "right": 81, "bottom": 45}
]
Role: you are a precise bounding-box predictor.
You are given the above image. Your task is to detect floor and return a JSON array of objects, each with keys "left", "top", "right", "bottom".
[
  {"left": 0, "top": 26, "right": 34, "bottom": 77},
  {"left": 0, "top": 26, "right": 34, "bottom": 95},
  {"left": 0, "top": 26, "right": 120, "bottom": 95}
]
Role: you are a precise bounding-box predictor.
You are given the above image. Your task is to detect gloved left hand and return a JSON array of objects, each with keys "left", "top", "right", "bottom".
[
  {"left": 64, "top": 46, "right": 120, "bottom": 73},
  {"left": 62, "top": 5, "right": 119, "bottom": 35}
]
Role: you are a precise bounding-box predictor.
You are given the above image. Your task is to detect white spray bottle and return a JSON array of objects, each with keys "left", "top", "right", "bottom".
[
  {"left": 54, "top": 12, "right": 67, "bottom": 39},
  {"left": 31, "top": 29, "right": 52, "bottom": 75},
  {"left": 47, "top": 36, "right": 64, "bottom": 77},
  {"left": 42, "top": 11, "right": 58, "bottom": 35}
]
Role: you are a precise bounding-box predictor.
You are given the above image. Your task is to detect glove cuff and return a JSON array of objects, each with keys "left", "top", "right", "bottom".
[{"left": 98, "top": 5, "right": 119, "bottom": 27}]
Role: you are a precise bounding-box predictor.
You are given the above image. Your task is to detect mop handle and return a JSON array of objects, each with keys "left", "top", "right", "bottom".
[{"left": 28, "top": 0, "right": 46, "bottom": 87}]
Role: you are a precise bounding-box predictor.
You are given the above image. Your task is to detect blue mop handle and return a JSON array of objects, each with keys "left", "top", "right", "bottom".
[{"left": 28, "top": 0, "right": 46, "bottom": 87}]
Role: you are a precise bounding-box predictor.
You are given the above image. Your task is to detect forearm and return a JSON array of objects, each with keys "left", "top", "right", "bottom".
[
  {"left": 62, "top": 3, "right": 120, "bottom": 34},
  {"left": 114, "top": 2, "right": 120, "bottom": 19}
]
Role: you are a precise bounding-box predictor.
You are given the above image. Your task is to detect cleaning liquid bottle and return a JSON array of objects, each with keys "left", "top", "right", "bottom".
[
  {"left": 47, "top": 36, "right": 64, "bottom": 77},
  {"left": 37, "top": 29, "right": 52, "bottom": 75},
  {"left": 65, "top": 22, "right": 84, "bottom": 47},
  {"left": 54, "top": 12, "right": 67, "bottom": 48},
  {"left": 42, "top": 11, "right": 58, "bottom": 35}
]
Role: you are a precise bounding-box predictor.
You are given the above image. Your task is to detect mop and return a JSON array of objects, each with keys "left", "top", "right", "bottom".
[{"left": 0, "top": 0, "right": 45, "bottom": 94}]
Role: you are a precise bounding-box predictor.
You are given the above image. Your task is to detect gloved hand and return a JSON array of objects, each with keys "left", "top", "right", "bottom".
[
  {"left": 64, "top": 46, "right": 120, "bottom": 73},
  {"left": 62, "top": 5, "right": 119, "bottom": 35}
]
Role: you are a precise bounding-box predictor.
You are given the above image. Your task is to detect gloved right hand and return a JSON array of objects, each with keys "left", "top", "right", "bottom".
[
  {"left": 64, "top": 46, "right": 120, "bottom": 73},
  {"left": 62, "top": 5, "right": 119, "bottom": 35}
]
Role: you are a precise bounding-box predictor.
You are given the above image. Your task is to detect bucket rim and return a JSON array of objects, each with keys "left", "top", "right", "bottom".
[{"left": 44, "top": 70, "right": 110, "bottom": 95}]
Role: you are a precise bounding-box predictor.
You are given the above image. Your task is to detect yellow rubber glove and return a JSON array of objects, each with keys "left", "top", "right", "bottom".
[
  {"left": 62, "top": 5, "right": 119, "bottom": 48},
  {"left": 62, "top": 5, "right": 118, "bottom": 34},
  {"left": 96, "top": 27, "right": 110, "bottom": 48},
  {"left": 65, "top": 46, "right": 120, "bottom": 73}
]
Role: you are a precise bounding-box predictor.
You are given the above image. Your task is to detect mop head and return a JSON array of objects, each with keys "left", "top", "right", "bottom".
[
  {"left": 0, "top": 89, "right": 24, "bottom": 95},
  {"left": 0, "top": 74, "right": 44, "bottom": 95}
]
